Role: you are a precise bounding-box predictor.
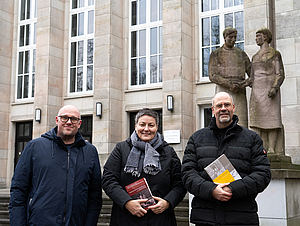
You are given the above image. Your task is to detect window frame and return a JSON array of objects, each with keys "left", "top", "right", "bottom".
[
  {"left": 199, "top": 0, "right": 244, "bottom": 81},
  {"left": 16, "top": 0, "right": 37, "bottom": 102},
  {"left": 129, "top": 0, "right": 163, "bottom": 89},
  {"left": 68, "top": 0, "right": 95, "bottom": 95}
]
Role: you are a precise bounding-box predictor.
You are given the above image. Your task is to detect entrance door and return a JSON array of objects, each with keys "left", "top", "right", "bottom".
[{"left": 15, "top": 121, "right": 33, "bottom": 169}]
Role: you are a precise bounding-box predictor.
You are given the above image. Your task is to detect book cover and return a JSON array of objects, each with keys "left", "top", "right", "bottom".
[
  {"left": 125, "top": 178, "right": 155, "bottom": 210},
  {"left": 204, "top": 154, "right": 241, "bottom": 183}
]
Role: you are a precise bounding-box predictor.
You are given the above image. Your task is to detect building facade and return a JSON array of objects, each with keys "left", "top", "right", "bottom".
[{"left": 1, "top": 0, "right": 300, "bottom": 189}]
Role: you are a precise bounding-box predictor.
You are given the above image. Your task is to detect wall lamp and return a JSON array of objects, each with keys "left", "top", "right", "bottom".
[
  {"left": 35, "top": 108, "right": 41, "bottom": 123},
  {"left": 96, "top": 102, "right": 102, "bottom": 118},
  {"left": 167, "top": 95, "right": 174, "bottom": 111}
]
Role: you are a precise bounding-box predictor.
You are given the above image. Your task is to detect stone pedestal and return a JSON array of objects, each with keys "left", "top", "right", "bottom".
[{"left": 257, "top": 154, "right": 300, "bottom": 226}]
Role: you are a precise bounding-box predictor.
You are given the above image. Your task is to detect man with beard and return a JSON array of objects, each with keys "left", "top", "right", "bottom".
[{"left": 181, "top": 92, "right": 271, "bottom": 226}]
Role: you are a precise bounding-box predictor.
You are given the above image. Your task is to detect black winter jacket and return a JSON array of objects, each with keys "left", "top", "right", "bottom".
[
  {"left": 102, "top": 137, "right": 186, "bottom": 226},
  {"left": 181, "top": 115, "right": 271, "bottom": 226},
  {"left": 9, "top": 127, "right": 102, "bottom": 226}
]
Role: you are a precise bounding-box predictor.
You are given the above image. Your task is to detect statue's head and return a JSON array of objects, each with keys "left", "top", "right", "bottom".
[
  {"left": 256, "top": 28, "right": 272, "bottom": 44},
  {"left": 223, "top": 27, "right": 237, "bottom": 39}
]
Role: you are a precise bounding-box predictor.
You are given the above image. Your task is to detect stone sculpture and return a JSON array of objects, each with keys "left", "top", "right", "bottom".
[
  {"left": 209, "top": 27, "right": 251, "bottom": 128},
  {"left": 249, "top": 28, "right": 285, "bottom": 155}
]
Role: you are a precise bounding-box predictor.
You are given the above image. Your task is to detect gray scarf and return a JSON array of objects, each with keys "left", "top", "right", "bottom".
[{"left": 124, "top": 131, "right": 163, "bottom": 177}]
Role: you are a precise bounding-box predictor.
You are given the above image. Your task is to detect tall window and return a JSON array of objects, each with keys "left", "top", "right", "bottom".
[
  {"left": 16, "top": 0, "right": 37, "bottom": 100},
  {"left": 200, "top": 0, "right": 244, "bottom": 80},
  {"left": 130, "top": 0, "right": 163, "bottom": 87},
  {"left": 69, "top": 0, "right": 94, "bottom": 94}
]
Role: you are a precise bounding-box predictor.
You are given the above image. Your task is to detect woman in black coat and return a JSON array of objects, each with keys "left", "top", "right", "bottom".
[{"left": 103, "top": 108, "right": 186, "bottom": 226}]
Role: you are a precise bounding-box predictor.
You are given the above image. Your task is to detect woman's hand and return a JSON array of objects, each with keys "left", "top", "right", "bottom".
[
  {"left": 147, "top": 196, "right": 170, "bottom": 214},
  {"left": 125, "top": 199, "right": 148, "bottom": 217}
]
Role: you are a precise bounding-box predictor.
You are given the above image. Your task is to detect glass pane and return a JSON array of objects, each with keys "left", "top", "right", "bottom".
[
  {"left": 131, "top": 1, "right": 137, "bottom": 26},
  {"left": 24, "top": 123, "right": 30, "bottom": 136},
  {"left": 202, "top": 48, "right": 210, "bottom": 77},
  {"left": 225, "top": 13, "right": 233, "bottom": 28},
  {"left": 77, "top": 40, "right": 83, "bottom": 66},
  {"left": 139, "top": 57, "right": 146, "bottom": 85},
  {"left": 151, "top": 0, "right": 158, "bottom": 22},
  {"left": 71, "top": 42, "right": 77, "bottom": 66},
  {"left": 88, "top": 10, "right": 94, "bottom": 34},
  {"left": 139, "top": 29, "right": 146, "bottom": 56},
  {"left": 77, "top": 67, "right": 83, "bottom": 92},
  {"left": 19, "top": 25, "right": 25, "bottom": 47},
  {"left": 25, "top": 24, "right": 30, "bottom": 45},
  {"left": 159, "top": 0, "right": 162, "bottom": 20},
  {"left": 204, "top": 108, "right": 212, "bottom": 127},
  {"left": 71, "top": 14, "right": 77, "bottom": 37},
  {"left": 24, "top": 51, "right": 30, "bottom": 74},
  {"left": 34, "top": 0, "right": 37, "bottom": 18},
  {"left": 234, "top": 0, "right": 243, "bottom": 6},
  {"left": 235, "top": 11, "right": 244, "bottom": 41},
  {"left": 33, "top": 22, "right": 36, "bottom": 44},
  {"left": 236, "top": 42, "right": 244, "bottom": 50},
  {"left": 17, "top": 124, "right": 24, "bottom": 136},
  {"left": 202, "top": 0, "right": 209, "bottom": 12},
  {"left": 87, "top": 39, "right": 94, "bottom": 64},
  {"left": 20, "top": 0, "right": 26, "bottom": 20},
  {"left": 131, "top": 31, "right": 137, "bottom": 57},
  {"left": 88, "top": 0, "right": 94, "bottom": 6},
  {"left": 139, "top": 0, "right": 146, "bottom": 24},
  {"left": 211, "top": 16, "right": 220, "bottom": 45},
  {"left": 159, "top": 26, "right": 162, "bottom": 53},
  {"left": 150, "top": 27, "right": 158, "bottom": 55},
  {"left": 79, "top": 0, "right": 84, "bottom": 8},
  {"left": 32, "top": 49, "right": 36, "bottom": 72},
  {"left": 224, "top": 0, "right": 233, "bottom": 8},
  {"left": 159, "top": 55, "right": 162, "bottom": 82},
  {"left": 24, "top": 75, "right": 29, "bottom": 98},
  {"left": 87, "top": 65, "right": 93, "bottom": 91},
  {"left": 26, "top": 0, "right": 31, "bottom": 19},
  {"left": 72, "top": 0, "right": 77, "bottom": 9},
  {"left": 202, "top": 18, "right": 210, "bottom": 47},
  {"left": 17, "top": 76, "right": 23, "bottom": 99},
  {"left": 78, "top": 13, "right": 84, "bottom": 36},
  {"left": 32, "top": 73, "right": 35, "bottom": 97},
  {"left": 211, "top": 0, "right": 219, "bottom": 10},
  {"left": 70, "top": 68, "right": 76, "bottom": 92},
  {"left": 150, "top": 56, "right": 157, "bottom": 83},
  {"left": 18, "top": 52, "right": 24, "bottom": 74},
  {"left": 131, "top": 59, "right": 137, "bottom": 85}
]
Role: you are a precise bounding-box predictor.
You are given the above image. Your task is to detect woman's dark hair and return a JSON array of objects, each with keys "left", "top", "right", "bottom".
[{"left": 135, "top": 108, "right": 159, "bottom": 125}]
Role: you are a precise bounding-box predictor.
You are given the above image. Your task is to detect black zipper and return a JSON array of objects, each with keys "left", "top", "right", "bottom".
[{"left": 63, "top": 149, "right": 70, "bottom": 225}]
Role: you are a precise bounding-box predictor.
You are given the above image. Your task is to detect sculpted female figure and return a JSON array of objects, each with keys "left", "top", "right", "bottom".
[{"left": 249, "top": 28, "right": 285, "bottom": 154}]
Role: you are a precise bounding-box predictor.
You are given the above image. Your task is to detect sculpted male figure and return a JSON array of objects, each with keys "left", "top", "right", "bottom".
[
  {"left": 209, "top": 27, "right": 251, "bottom": 128},
  {"left": 249, "top": 28, "right": 285, "bottom": 154}
]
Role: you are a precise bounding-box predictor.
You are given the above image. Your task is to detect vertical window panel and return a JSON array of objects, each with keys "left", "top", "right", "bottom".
[
  {"left": 131, "top": 1, "right": 137, "bottom": 25},
  {"left": 77, "top": 40, "right": 84, "bottom": 66},
  {"left": 78, "top": 12, "right": 84, "bottom": 36},
  {"left": 87, "top": 39, "right": 94, "bottom": 64},
  {"left": 70, "top": 68, "right": 76, "bottom": 92},
  {"left": 24, "top": 51, "right": 30, "bottom": 74},
  {"left": 25, "top": 24, "right": 30, "bottom": 45},
  {"left": 20, "top": 0, "right": 26, "bottom": 20},
  {"left": 72, "top": 0, "right": 77, "bottom": 9},
  {"left": 202, "top": 0, "right": 209, "bottom": 12},
  {"left": 235, "top": 0, "right": 243, "bottom": 6},
  {"left": 88, "top": 0, "right": 94, "bottom": 6},
  {"left": 235, "top": 11, "right": 244, "bottom": 41},
  {"left": 17, "top": 76, "right": 23, "bottom": 99},
  {"left": 71, "top": 14, "right": 77, "bottom": 37},
  {"left": 159, "top": 26, "right": 162, "bottom": 54},
  {"left": 79, "top": 0, "right": 84, "bottom": 8},
  {"left": 202, "top": 48, "right": 210, "bottom": 77},
  {"left": 24, "top": 75, "right": 29, "bottom": 98},
  {"left": 87, "top": 65, "right": 93, "bottom": 91},
  {"left": 202, "top": 18, "right": 210, "bottom": 47},
  {"left": 159, "top": 0, "right": 162, "bottom": 20},
  {"left": 32, "top": 73, "right": 35, "bottom": 97},
  {"left": 139, "top": 0, "right": 146, "bottom": 24},
  {"left": 71, "top": 42, "right": 77, "bottom": 66},
  {"left": 139, "top": 29, "right": 146, "bottom": 56},
  {"left": 88, "top": 10, "right": 94, "bottom": 34},
  {"left": 151, "top": 0, "right": 158, "bottom": 22},
  {"left": 77, "top": 67, "right": 83, "bottom": 92},
  {"left": 150, "top": 56, "right": 157, "bottom": 83},
  {"left": 139, "top": 57, "right": 146, "bottom": 85},
  {"left": 225, "top": 13, "right": 233, "bottom": 28},
  {"left": 159, "top": 55, "right": 162, "bottom": 82},
  {"left": 212, "top": 0, "right": 219, "bottom": 10},
  {"left": 150, "top": 27, "right": 158, "bottom": 55},
  {"left": 131, "top": 31, "right": 137, "bottom": 57},
  {"left": 211, "top": 16, "right": 220, "bottom": 45},
  {"left": 26, "top": 0, "right": 31, "bottom": 19},
  {"left": 33, "top": 23, "right": 36, "bottom": 44},
  {"left": 224, "top": 0, "right": 233, "bottom": 8},
  {"left": 19, "top": 26, "right": 25, "bottom": 47},
  {"left": 18, "top": 52, "right": 24, "bottom": 75},
  {"left": 131, "top": 59, "right": 138, "bottom": 85}
]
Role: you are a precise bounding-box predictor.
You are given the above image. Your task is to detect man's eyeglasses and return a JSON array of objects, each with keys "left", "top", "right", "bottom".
[
  {"left": 214, "top": 103, "right": 232, "bottom": 110},
  {"left": 58, "top": 115, "right": 81, "bottom": 124}
]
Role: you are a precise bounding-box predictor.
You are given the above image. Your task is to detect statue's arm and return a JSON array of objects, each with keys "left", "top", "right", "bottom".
[{"left": 268, "top": 52, "right": 285, "bottom": 98}]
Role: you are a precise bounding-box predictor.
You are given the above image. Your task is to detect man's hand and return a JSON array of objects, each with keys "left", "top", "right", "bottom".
[
  {"left": 147, "top": 196, "right": 169, "bottom": 214},
  {"left": 212, "top": 183, "right": 232, "bottom": 201},
  {"left": 125, "top": 199, "right": 148, "bottom": 217}
]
